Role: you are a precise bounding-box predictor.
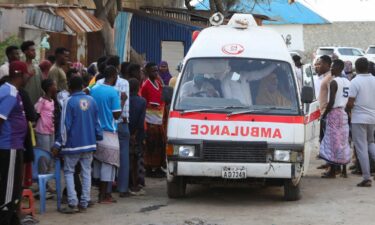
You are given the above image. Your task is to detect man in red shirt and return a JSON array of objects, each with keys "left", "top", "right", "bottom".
[{"left": 140, "top": 62, "right": 165, "bottom": 177}]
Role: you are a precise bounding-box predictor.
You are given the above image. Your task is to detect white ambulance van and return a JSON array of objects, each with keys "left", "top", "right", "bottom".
[{"left": 165, "top": 14, "right": 320, "bottom": 201}]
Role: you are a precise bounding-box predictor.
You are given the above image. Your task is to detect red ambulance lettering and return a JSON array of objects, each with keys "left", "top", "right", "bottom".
[
  {"left": 251, "top": 127, "right": 259, "bottom": 137},
  {"left": 190, "top": 125, "right": 282, "bottom": 139},
  {"left": 261, "top": 128, "right": 271, "bottom": 138},
  {"left": 211, "top": 125, "right": 220, "bottom": 135},
  {"left": 240, "top": 127, "right": 250, "bottom": 136},
  {"left": 200, "top": 125, "right": 209, "bottom": 135},
  {"left": 221, "top": 126, "right": 230, "bottom": 135},
  {"left": 231, "top": 126, "right": 239, "bottom": 136},
  {"left": 273, "top": 128, "right": 282, "bottom": 139},
  {"left": 191, "top": 125, "right": 198, "bottom": 135}
]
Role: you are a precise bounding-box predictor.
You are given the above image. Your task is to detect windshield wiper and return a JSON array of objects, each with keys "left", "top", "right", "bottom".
[
  {"left": 227, "top": 106, "right": 291, "bottom": 117},
  {"left": 181, "top": 106, "right": 249, "bottom": 114}
]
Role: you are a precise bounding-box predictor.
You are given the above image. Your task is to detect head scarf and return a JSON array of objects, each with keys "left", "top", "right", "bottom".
[
  {"left": 158, "top": 61, "right": 172, "bottom": 85},
  {"left": 39, "top": 60, "right": 52, "bottom": 80},
  {"left": 72, "top": 62, "right": 85, "bottom": 76}
]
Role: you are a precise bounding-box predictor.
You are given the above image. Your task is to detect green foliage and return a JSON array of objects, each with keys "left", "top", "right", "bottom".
[{"left": 0, "top": 35, "right": 22, "bottom": 64}]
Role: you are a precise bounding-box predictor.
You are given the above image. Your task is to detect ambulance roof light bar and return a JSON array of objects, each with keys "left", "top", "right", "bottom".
[{"left": 228, "top": 13, "right": 258, "bottom": 29}]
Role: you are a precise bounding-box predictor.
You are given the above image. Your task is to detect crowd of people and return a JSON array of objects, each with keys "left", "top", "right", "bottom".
[
  {"left": 312, "top": 55, "right": 375, "bottom": 186},
  {"left": 0, "top": 41, "right": 175, "bottom": 224}
]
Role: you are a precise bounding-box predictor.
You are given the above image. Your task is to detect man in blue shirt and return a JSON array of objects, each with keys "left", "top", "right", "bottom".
[
  {"left": 53, "top": 76, "right": 102, "bottom": 213},
  {"left": 90, "top": 66, "right": 121, "bottom": 203},
  {"left": 0, "top": 61, "right": 28, "bottom": 225}
]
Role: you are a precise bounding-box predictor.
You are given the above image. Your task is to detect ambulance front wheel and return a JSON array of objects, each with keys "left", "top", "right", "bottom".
[
  {"left": 284, "top": 179, "right": 301, "bottom": 201},
  {"left": 167, "top": 176, "right": 186, "bottom": 198}
]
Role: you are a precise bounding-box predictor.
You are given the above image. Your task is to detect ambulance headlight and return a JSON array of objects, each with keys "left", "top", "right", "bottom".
[
  {"left": 175, "top": 145, "right": 196, "bottom": 157},
  {"left": 274, "top": 150, "right": 291, "bottom": 162}
]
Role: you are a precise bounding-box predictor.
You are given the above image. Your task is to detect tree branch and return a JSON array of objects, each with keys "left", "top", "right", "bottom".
[
  {"left": 185, "top": 0, "right": 194, "bottom": 11},
  {"left": 104, "top": 0, "right": 117, "bottom": 16},
  {"left": 116, "top": 0, "right": 122, "bottom": 11},
  {"left": 93, "top": 0, "right": 104, "bottom": 14},
  {"left": 213, "top": 0, "right": 225, "bottom": 14},
  {"left": 209, "top": 0, "right": 216, "bottom": 14}
]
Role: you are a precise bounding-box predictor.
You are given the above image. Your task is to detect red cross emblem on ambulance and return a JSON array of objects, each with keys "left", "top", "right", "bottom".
[{"left": 222, "top": 44, "right": 244, "bottom": 55}]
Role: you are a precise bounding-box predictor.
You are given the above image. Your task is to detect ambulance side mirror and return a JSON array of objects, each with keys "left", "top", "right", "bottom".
[
  {"left": 162, "top": 86, "right": 174, "bottom": 105},
  {"left": 301, "top": 86, "right": 314, "bottom": 104}
]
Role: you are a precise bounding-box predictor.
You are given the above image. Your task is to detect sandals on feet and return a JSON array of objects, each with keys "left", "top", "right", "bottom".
[
  {"left": 321, "top": 172, "right": 336, "bottom": 178},
  {"left": 59, "top": 205, "right": 78, "bottom": 214},
  {"left": 357, "top": 179, "right": 372, "bottom": 187}
]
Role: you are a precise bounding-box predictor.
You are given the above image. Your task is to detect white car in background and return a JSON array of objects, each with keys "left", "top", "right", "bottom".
[
  {"left": 313, "top": 47, "right": 365, "bottom": 67},
  {"left": 365, "top": 45, "right": 375, "bottom": 62}
]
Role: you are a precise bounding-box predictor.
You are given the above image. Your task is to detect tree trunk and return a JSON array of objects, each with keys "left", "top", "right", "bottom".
[
  {"left": 94, "top": 0, "right": 117, "bottom": 55},
  {"left": 213, "top": 0, "right": 225, "bottom": 14},
  {"left": 209, "top": 0, "right": 216, "bottom": 14},
  {"left": 100, "top": 16, "right": 116, "bottom": 55}
]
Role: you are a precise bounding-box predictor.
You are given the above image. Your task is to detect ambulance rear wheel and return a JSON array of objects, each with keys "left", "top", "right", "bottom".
[
  {"left": 167, "top": 176, "right": 186, "bottom": 198},
  {"left": 284, "top": 179, "right": 301, "bottom": 201}
]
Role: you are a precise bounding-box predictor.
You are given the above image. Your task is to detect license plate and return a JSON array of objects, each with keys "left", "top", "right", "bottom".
[{"left": 222, "top": 167, "right": 247, "bottom": 179}]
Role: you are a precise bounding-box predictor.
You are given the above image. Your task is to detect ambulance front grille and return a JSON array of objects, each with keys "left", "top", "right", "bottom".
[{"left": 202, "top": 141, "right": 267, "bottom": 163}]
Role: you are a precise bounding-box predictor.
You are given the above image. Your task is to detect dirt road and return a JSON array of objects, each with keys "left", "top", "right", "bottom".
[{"left": 39, "top": 158, "right": 375, "bottom": 225}]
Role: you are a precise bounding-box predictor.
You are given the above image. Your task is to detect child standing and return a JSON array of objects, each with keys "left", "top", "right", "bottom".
[
  {"left": 35, "top": 79, "right": 57, "bottom": 176},
  {"left": 35, "top": 78, "right": 57, "bottom": 151}
]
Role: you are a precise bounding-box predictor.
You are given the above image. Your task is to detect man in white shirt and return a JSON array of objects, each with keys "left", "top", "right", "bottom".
[
  {"left": 221, "top": 63, "right": 277, "bottom": 106},
  {"left": 312, "top": 61, "right": 321, "bottom": 98},
  {"left": 347, "top": 57, "right": 375, "bottom": 187},
  {"left": 0, "top": 46, "right": 20, "bottom": 80}
]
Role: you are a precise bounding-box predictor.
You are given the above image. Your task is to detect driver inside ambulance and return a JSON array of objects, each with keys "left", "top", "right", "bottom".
[
  {"left": 221, "top": 61, "right": 277, "bottom": 105},
  {"left": 180, "top": 74, "right": 220, "bottom": 97},
  {"left": 255, "top": 71, "right": 292, "bottom": 107}
]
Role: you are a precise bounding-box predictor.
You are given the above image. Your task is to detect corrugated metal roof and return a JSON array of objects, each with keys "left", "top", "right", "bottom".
[
  {"left": 25, "top": 8, "right": 65, "bottom": 32},
  {"left": 195, "top": 0, "right": 330, "bottom": 25},
  {"left": 55, "top": 8, "right": 103, "bottom": 33}
]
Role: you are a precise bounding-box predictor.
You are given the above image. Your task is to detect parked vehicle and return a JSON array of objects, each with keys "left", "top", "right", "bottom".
[
  {"left": 365, "top": 45, "right": 375, "bottom": 62},
  {"left": 164, "top": 13, "right": 319, "bottom": 201},
  {"left": 313, "top": 47, "right": 364, "bottom": 68}
]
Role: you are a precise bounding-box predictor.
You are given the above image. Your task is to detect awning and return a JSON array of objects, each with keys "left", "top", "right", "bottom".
[
  {"left": 55, "top": 8, "right": 103, "bottom": 33},
  {"left": 25, "top": 7, "right": 103, "bottom": 34}
]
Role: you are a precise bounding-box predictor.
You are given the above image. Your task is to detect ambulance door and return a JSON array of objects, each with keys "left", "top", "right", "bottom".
[{"left": 302, "top": 64, "right": 320, "bottom": 174}]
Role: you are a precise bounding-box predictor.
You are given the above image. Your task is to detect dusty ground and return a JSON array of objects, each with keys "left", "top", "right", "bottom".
[{"left": 37, "top": 157, "right": 375, "bottom": 225}]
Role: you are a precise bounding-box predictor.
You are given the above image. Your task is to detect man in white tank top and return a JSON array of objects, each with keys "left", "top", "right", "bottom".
[{"left": 319, "top": 59, "right": 351, "bottom": 178}]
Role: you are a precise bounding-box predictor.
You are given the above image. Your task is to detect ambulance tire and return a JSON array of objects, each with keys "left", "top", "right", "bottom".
[
  {"left": 283, "top": 179, "right": 301, "bottom": 201},
  {"left": 167, "top": 176, "right": 186, "bottom": 198}
]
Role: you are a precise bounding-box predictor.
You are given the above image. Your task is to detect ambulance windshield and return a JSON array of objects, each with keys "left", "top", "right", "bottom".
[{"left": 174, "top": 58, "right": 299, "bottom": 114}]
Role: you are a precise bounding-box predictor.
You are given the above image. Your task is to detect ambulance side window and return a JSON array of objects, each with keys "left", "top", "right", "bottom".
[{"left": 302, "top": 64, "right": 316, "bottom": 100}]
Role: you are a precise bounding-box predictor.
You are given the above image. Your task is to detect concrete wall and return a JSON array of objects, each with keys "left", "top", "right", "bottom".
[
  {"left": 122, "top": 0, "right": 184, "bottom": 9},
  {"left": 264, "top": 24, "right": 304, "bottom": 51},
  {"left": 303, "top": 22, "right": 375, "bottom": 62},
  {"left": 0, "top": 8, "right": 26, "bottom": 42}
]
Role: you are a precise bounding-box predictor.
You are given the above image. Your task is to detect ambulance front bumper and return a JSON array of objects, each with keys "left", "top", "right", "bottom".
[{"left": 168, "top": 161, "right": 295, "bottom": 179}]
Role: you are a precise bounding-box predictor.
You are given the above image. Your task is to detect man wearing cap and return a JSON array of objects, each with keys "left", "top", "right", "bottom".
[{"left": 0, "top": 61, "right": 28, "bottom": 225}]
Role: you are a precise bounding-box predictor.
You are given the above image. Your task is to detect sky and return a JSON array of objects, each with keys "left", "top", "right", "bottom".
[
  {"left": 299, "top": 0, "right": 375, "bottom": 22},
  {"left": 191, "top": 0, "right": 375, "bottom": 22}
]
